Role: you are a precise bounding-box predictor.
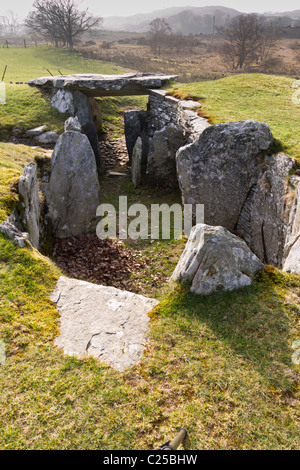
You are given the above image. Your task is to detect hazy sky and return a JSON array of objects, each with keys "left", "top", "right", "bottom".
[{"left": 3, "top": 0, "right": 300, "bottom": 20}]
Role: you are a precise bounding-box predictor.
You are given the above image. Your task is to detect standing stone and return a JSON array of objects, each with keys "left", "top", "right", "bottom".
[
  {"left": 170, "top": 224, "right": 265, "bottom": 296},
  {"left": 88, "top": 97, "right": 103, "bottom": 132},
  {"left": 176, "top": 121, "right": 274, "bottom": 230},
  {"left": 72, "top": 90, "right": 105, "bottom": 176},
  {"left": 243, "top": 153, "right": 295, "bottom": 266},
  {"left": 18, "top": 162, "right": 40, "bottom": 249},
  {"left": 131, "top": 137, "right": 143, "bottom": 188},
  {"left": 124, "top": 110, "right": 148, "bottom": 163},
  {"left": 46, "top": 131, "right": 101, "bottom": 238},
  {"left": 282, "top": 175, "right": 300, "bottom": 273},
  {"left": 147, "top": 123, "right": 186, "bottom": 189}
]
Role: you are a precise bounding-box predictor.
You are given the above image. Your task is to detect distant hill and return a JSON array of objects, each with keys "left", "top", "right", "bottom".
[
  {"left": 266, "top": 9, "right": 300, "bottom": 19},
  {"left": 102, "top": 5, "right": 241, "bottom": 33},
  {"left": 102, "top": 5, "right": 300, "bottom": 34}
]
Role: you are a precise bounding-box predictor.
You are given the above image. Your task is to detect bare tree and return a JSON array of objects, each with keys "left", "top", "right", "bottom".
[
  {"left": 25, "top": 0, "right": 102, "bottom": 48},
  {"left": 149, "top": 17, "right": 171, "bottom": 55},
  {"left": 221, "top": 14, "right": 276, "bottom": 70},
  {"left": 1, "top": 11, "right": 20, "bottom": 36}
]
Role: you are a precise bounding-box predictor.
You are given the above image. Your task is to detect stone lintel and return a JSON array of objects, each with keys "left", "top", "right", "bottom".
[{"left": 27, "top": 73, "right": 178, "bottom": 97}]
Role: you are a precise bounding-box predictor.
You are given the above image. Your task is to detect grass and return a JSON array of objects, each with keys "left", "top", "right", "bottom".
[
  {"left": 170, "top": 74, "right": 300, "bottom": 161},
  {"left": 0, "top": 49, "right": 299, "bottom": 449},
  {"left": 0, "top": 46, "right": 124, "bottom": 83},
  {"left": 0, "top": 46, "right": 126, "bottom": 139},
  {"left": 0, "top": 142, "right": 49, "bottom": 223}
]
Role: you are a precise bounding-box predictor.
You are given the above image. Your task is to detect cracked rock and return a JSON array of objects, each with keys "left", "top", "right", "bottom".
[{"left": 51, "top": 276, "right": 159, "bottom": 371}]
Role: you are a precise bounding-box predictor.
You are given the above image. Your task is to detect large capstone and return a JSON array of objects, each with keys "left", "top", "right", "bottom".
[
  {"left": 46, "top": 130, "right": 101, "bottom": 238},
  {"left": 170, "top": 224, "right": 265, "bottom": 295}
]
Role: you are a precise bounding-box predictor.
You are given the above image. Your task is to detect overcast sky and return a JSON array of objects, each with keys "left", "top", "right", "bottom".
[{"left": 3, "top": 0, "right": 300, "bottom": 21}]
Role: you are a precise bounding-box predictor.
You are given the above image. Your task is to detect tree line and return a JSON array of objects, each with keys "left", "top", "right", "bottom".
[{"left": 149, "top": 14, "right": 282, "bottom": 70}]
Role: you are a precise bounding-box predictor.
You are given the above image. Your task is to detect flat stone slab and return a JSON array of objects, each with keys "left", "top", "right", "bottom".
[
  {"left": 28, "top": 73, "right": 178, "bottom": 97},
  {"left": 51, "top": 276, "right": 159, "bottom": 371}
]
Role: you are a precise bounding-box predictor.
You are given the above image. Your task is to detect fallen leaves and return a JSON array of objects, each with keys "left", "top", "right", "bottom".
[{"left": 52, "top": 233, "right": 146, "bottom": 291}]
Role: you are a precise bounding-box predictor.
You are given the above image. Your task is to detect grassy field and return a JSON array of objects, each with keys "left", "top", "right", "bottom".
[
  {"left": 0, "top": 46, "right": 124, "bottom": 83},
  {"left": 169, "top": 73, "right": 300, "bottom": 161},
  {"left": 0, "top": 47, "right": 299, "bottom": 450}
]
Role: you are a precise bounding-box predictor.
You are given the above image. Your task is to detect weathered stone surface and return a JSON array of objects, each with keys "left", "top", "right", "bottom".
[
  {"left": 124, "top": 110, "right": 148, "bottom": 163},
  {"left": 72, "top": 90, "right": 105, "bottom": 175},
  {"left": 18, "top": 162, "right": 40, "bottom": 249},
  {"left": 46, "top": 131, "right": 101, "bottom": 238},
  {"left": 147, "top": 123, "right": 186, "bottom": 188},
  {"left": 176, "top": 121, "right": 274, "bottom": 230},
  {"left": 282, "top": 175, "right": 300, "bottom": 273},
  {"left": 51, "top": 276, "right": 159, "bottom": 371},
  {"left": 51, "top": 88, "right": 74, "bottom": 115},
  {"left": 25, "top": 125, "right": 47, "bottom": 136},
  {"left": 0, "top": 220, "right": 28, "bottom": 248},
  {"left": 88, "top": 97, "right": 103, "bottom": 132},
  {"left": 36, "top": 131, "right": 59, "bottom": 144},
  {"left": 242, "top": 154, "right": 295, "bottom": 266},
  {"left": 64, "top": 116, "right": 82, "bottom": 132},
  {"left": 283, "top": 237, "right": 300, "bottom": 273},
  {"left": 28, "top": 73, "right": 178, "bottom": 96},
  {"left": 131, "top": 137, "right": 142, "bottom": 188},
  {"left": 170, "top": 224, "right": 265, "bottom": 295}
]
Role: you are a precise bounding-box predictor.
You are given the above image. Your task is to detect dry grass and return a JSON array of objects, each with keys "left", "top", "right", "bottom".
[{"left": 78, "top": 38, "right": 300, "bottom": 83}]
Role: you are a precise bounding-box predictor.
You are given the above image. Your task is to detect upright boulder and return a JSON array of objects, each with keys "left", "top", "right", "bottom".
[
  {"left": 282, "top": 175, "right": 300, "bottom": 273},
  {"left": 176, "top": 120, "right": 274, "bottom": 230},
  {"left": 46, "top": 130, "right": 101, "bottom": 238},
  {"left": 131, "top": 137, "right": 143, "bottom": 188},
  {"left": 237, "top": 153, "right": 295, "bottom": 266},
  {"left": 18, "top": 162, "right": 40, "bottom": 249},
  {"left": 170, "top": 224, "right": 264, "bottom": 296},
  {"left": 146, "top": 123, "right": 186, "bottom": 188},
  {"left": 124, "top": 110, "right": 148, "bottom": 163},
  {"left": 72, "top": 90, "right": 105, "bottom": 176}
]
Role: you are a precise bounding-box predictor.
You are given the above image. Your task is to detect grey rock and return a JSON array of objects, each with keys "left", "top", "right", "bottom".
[
  {"left": 28, "top": 73, "right": 178, "bottom": 97},
  {"left": 244, "top": 154, "right": 295, "bottom": 266},
  {"left": 131, "top": 137, "right": 143, "bottom": 188},
  {"left": 283, "top": 236, "right": 300, "bottom": 273},
  {"left": 25, "top": 125, "right": 47, "bottom": 136},
  {"left": 72, "top": 90, "right": 105, "bottom": 176},
  {"left": 176, "top": 120, "right": 274, "bottom": 230},
  {"left": 124, "top": 110, "right": 148, "bottom": 163},
  {"left": 51, "top": 88, "right": 74, "bottom": 115},
  {"left": 18, "top": 162, "right": 40, "bottom": 249},
  {"left": 64, "top": 116, "right": 82, "bottom": 132},
  {"left": 51, "top": 276, "right": 159, "bottom": 371},
  {"left": 88, "top": 97, "right": 103, "bottom": 132},
  {"left": 46, "top": 131, "right": 101, "bottom": 238},
  {"left": 282, "top": 175, "right": 300, "bottom": 273},
  {"left": 0, "top": 220, "right": 28, "bottom": 248},
  {"left": 170, "top": 224, "right": 265, "bottom": 295},
  {"left": 36, "top": 131, "right": 59, "bottom": 144},
  {"left": 147, "top": 123, "right": 186, "bottom": 188}
]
